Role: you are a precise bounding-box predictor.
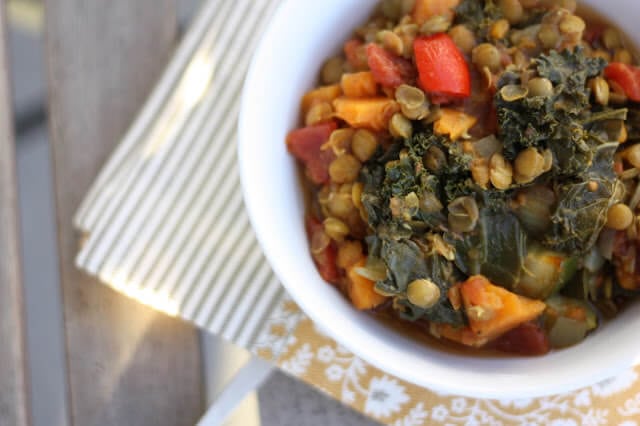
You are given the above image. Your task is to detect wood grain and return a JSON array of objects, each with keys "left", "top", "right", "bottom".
[
  {"left": 44, "top": 1, "right": 203, "bottom": 425},
  {"left": 0, "top": 3, "right": 29, "bottom": 425}
]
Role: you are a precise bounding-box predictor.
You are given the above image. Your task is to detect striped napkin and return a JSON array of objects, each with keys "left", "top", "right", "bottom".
[
  {"left": 74, "top": 0, "right": 290, "bottom": 350},
  {"left": 74, "top": 1, "right": 640, "bottom": 425}
]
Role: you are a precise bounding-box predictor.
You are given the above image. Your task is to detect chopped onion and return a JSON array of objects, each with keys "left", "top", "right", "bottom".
[
  {"left": 597, "top": 228, "right": 617, "bottom": 260},
  {"left": 471, "top": 135, "right": 501, "bottom": 158},
  {"left": 354, "top": 267, "right": 387, "bottom": 282},
  {"left": 629, "top": 183, "right": 640, "bottom": 211},
  {"left": 310, "top": 230, "right": 330, "bottom": 254},
  {"left": 584, "top": 247, "right": 605, "bottom": 273}
]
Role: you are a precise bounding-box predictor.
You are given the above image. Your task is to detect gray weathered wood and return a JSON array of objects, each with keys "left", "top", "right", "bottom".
[
  {"left": 44, "top": 1, "right": 203, "bottom": 425},
  {"left": 0, "top": 2, "right": 29, "bottom": 426}
]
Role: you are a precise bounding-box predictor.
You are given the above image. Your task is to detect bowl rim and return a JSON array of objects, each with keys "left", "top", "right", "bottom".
[{"left": 238, "top": 0, "right": 640, "bottom": 399}]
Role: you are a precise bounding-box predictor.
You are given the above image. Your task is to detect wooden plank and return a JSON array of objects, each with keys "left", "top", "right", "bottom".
[
  {"left": 0, "top": 2, "right": 29, "bottom": 426},
  {"left": 44, "top": 2, "right": 203, "bottom": 425}
]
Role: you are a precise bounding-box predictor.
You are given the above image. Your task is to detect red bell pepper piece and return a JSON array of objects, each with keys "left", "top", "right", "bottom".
[
  {"left": 605, "top": 62, "right": 640, "bottom": 102},
  {"left": 305, "top": 216, "right": 340, "bottom": 284},
  {"left": 493, "top": 322, "right": 551, "bottom": 356},
  {"left": 286, "top": 121, "right": 338, "bottom": 185},
  {"left": 413, "top": 34, "right": 471, "bottom": 101},
  {"left": 366, "top": 44, "right": 415, "bottom": 89}
]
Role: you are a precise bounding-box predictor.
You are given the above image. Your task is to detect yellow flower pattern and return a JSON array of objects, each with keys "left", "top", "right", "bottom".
[{"left": 251, "top": 296, "right": 640, "bottom": 425}]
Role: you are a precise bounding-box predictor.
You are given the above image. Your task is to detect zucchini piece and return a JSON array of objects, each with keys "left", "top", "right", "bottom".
[
  {"left": 548, "top": 317, "right": 589, "bottom": 348},
  {"left": 514, "top": 248, "right": 578, "bottom": 300},
  {"left": 544, "top": 296, "right": 598, "bottom": 348}
]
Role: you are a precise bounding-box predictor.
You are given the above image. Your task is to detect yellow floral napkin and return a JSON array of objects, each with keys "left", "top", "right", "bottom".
[
  {"left": 256, "top": 296, "right": 640, "bottom": 426},
  {"left": 73, "top": 0, "right": 640, "bottom": 424}
]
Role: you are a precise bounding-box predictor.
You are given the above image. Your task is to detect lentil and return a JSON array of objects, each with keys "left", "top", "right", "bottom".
[
  {"left": 471, "top": 158, "right": 491, "bottom": 188},
  {"left": 606, "top": 203, "right": 634, "bottom": 230},
  {"left": 448, "top": 196, "right": 480, "bottom": 233},
  {"left": 515, "top": 147, "right": 545, "bottom": 184},
  {"left": 559, "top": 15, "right": 585, "bottom": 35},
  {"left": 424, "top": 146, "right": 446, "bottom": 172},
  {"left": 329, "top": 154, "right": 361, "bottom": 184},
  {"left": 305, "top": 102, "right": 333, "bottom": 126},
  {"left": 490, "top": 19, "right": 510, "bottom": 40},
  {"left": 614, "top": 48, "right": 633, "bottom": 65},
  {"left": 407, "top": 279, "right": 441, "bottom": 309},
  {"left": 327, "top": 193, "right": 354, "bottom": 219},
  {"left": 499, "top": 0, "right": 524, "bottom": 24},
  {"left": 395, "top": 84, "right": 426, "bottom": 109},
  {"left": 325, "top": 128, "right": 354, "bottom": 156},
  {"left": 527, "top": 77, "right": 554, "bottom": 97},
  {"left": 351, "top": 182, "right": 364, "bottom": 209},
  {"left": 590, "top": 77, "right": 610, "bottom": 106},
  {"left": 490, "top": 153, "right": 514, "bottom": 190},
  {"left": 321, "top": 57, "right": 344, "bottom": 85},
  {"left": 324, "top": 217, "right": 350, "bottom": 240},
  {"left": 389, "top": 113, "right": 413, "bottom": 139},
  {"left": 420, "top": 15, "right": 452, "bottom": 35},
  {"left": 538, "top": 24, "right": 560, "bottom": 49},
  {"left": 602, "top": 27, "right": 622, "bottom": 49},
  {"left": 337, "top": 240, "right": 364, "bottom": 269},
  {"left": 378, "top": 30, "right": 404, "bottom": 56},
  {"left": 472, "top": 43, "right": 502, "bottom": 72},
  {"left": 352, "top": 129, "right": 378, "bottom": 162},
  {"left": 500, "top": 84, "right": 529, "bottom": 101},
  {"left": 626, "top": 145, "right": 640, "bottom": 169},
  {"left": 449, "top": 25, "right": 476, "bottom": 54}
]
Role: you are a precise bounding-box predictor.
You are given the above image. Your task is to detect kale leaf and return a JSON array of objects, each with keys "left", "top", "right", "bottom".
[
  {"left": 454, "top": 0, "right": 502, "bottom": 40},
  {"left": 359, "top": 129, "right": 473, "bottom": 325},
  {"left": 370, "top": 237, "right": 464, "bottom": 325},
  {"left": 543, "top": 140, "right": 624, "bottom": 253},
  {"left": 535, "top": 49, "right": 606, "bottom": 104},
  {"left": 496, "top": 85, "right": 557, "bottom": 159},
  {"left": 361, "top": 128, "right": 472, "bottom": 234},
  {"left": 446, "top": 206, "right": 528, "bottom": 289},
  {"left": 496, "top": 47, "right": 607, "bottom": 166},
  {"left": 496, "top": 49, "right": 627, "bottom": 255}
]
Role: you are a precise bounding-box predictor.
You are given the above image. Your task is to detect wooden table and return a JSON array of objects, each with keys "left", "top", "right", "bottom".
[{"left": 1, "top": 2, "right": 204, "bottom": 425}]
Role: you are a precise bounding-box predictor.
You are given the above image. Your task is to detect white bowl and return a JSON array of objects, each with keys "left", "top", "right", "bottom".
[{"left": 239, "top": 0, "right": 640, "bottom": 398}]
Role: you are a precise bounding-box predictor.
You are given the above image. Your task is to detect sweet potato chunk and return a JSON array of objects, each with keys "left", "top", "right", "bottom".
[
  {"left": 433, "top": 108, "right": 477, "bottom": 141},
  {"left": 301, "top": 84, "right": 342, "bottom": 115},
  {"left": 347, "top": 259, "right": 389, "bottom": 310},
  {"left": 460, "top": 275, "right": 546, "bottom": 342},
  {"left": 333, "top": 97, "right": 399, "bottom": 131},
  {"left": 341, "top": 72, "right": 378, "bottom": 98}
]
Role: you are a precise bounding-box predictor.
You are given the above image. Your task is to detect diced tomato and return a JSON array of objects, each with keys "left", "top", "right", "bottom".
[
  {"left": 486, "top": 104, "right": 498, "bottom": 136},
  {"left": 344, "top": 39, "right": 369, "bottom": 71},
  {"left": 315, "top": 243, "right": 339, "bottom": 283},
  {"left": 493, "top": 322, "right": 551, "bottom": 356},
  {"left": 305, "top": 216, "right": 340, "bottom": 284},
  {"left": 286, "top": 121, "right": 338, "bottom": 184},
  {"left": 583, "top": 24, "right": 605, "bottom": 45},
  {"left": 366, "top": 44, "right": 415, "bottom": 89},
  {"left": 605, "top": 62, "right": 640, "bottom": 102},
  {"left": 414, "top": 34, "right": 471, "bottom": 101},
  {"left": 614, "top": 159, "right": 624, "bottom": 175},
  {"left": 612, "top": 231, "right": 640, "bottom": 290},
  {"left": 429, "top": 94, "right": 456, "bottom": 105}
]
